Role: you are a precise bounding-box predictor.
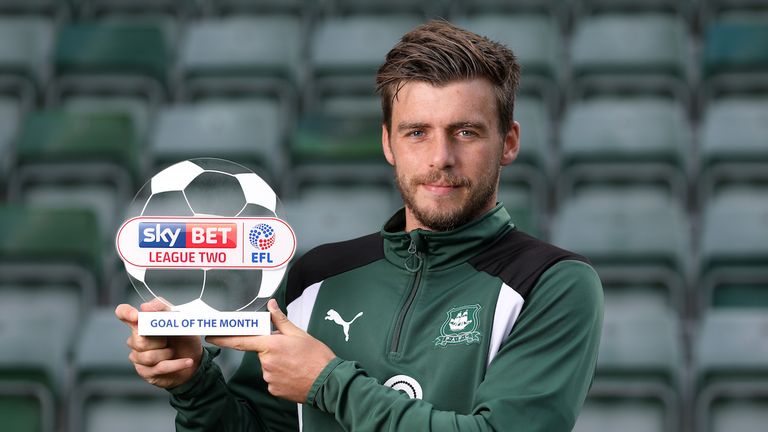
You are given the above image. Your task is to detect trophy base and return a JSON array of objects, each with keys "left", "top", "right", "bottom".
[{"left": 138, "top": 311, "right": 271, "bottom": 336}]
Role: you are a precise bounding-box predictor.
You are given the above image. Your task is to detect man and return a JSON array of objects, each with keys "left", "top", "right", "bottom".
[{"left": 116, "top": 20, "right": 603, "bottom": 431}]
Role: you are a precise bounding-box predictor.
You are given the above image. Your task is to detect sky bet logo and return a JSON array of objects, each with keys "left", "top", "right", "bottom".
[
  {"left": 139, "top": 222, "right": 237, "bottom": 249},
  {"left": 117, "top": 217, "right": 295, "bottom": 270}
]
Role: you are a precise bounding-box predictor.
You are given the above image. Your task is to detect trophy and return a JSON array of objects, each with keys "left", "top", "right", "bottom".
[{"left": 115, "top": 158, "right": 296, "bottom": 336}]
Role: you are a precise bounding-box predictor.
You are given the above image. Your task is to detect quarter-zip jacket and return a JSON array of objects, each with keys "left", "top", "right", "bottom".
[{"left": 169, "top": 204, "right": 604, "bottom": 431}]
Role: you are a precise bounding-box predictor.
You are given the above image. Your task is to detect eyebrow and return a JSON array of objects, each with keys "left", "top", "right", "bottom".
[
  {"left": 396, "top": 121, "right": 489, "bottom": 132},
  {"left": 397, "top": 122, "right": 430, "bottom": 132}
]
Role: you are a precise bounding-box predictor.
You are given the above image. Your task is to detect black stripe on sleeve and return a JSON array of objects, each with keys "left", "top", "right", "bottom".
[
  {"left": 468, "top": 229, "right": 589, "bottom": 299},
  {"left": 285, "top": 233, "right": 385, "bottom": 306}
]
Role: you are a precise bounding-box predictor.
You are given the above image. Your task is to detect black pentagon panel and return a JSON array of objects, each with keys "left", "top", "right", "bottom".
[
  {"left": 142, "top": 191, "right": 194, "bottom": 217},
  {"left": 184, "top": 171, "right": 247, "bottom": 216},
  {"left": 190, "top": 157, "right": 252, "bottom": 175},
  {"left": 239, "top": 203, "right": 276, "bottom": 217}
]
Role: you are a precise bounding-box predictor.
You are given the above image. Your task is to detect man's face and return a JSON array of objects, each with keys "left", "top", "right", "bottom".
[{"left": 382, "top": 79, "right": 519, "bottom": 232}]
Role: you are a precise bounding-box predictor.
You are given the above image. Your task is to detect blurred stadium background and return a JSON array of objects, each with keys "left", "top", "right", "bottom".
[{"left": 0, "top": 0, "right": 767, "bottom": 431}]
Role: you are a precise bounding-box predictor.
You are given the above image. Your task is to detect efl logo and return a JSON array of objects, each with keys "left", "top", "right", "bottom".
[{"left": 140, "top": 223, "right": 237, "bottom": 249}]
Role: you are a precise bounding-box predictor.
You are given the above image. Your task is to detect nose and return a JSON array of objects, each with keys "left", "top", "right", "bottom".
[{"left": 430, "top": 132, "right": 455, "bottom": 169}]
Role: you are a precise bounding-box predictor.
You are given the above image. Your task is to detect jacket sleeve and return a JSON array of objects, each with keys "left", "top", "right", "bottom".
[
  {"left": 168, "top": 287, "right": 299, "bottom": 432},
  {"left": 307, "top": 260, "right": 604, "bottom": 431}
]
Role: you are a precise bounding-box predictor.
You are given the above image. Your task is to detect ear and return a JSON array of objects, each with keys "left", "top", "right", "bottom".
[
  {"left": 500, "top": 121, "right": 520, "bottom": 166},
  {"left": 382, "top": 123, "right": 395, "bottom": 166}
]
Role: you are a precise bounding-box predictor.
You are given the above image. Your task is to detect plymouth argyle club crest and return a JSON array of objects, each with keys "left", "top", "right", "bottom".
[{"left": 434, "top": 304, "right": 482, "bottom": 347}]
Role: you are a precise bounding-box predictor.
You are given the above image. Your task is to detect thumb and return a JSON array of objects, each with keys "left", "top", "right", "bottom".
[
  {"left": 267, "top": 299, "right": 301, "bottom": 335},
  {"left": 141, "top": 297, "right": 173, "bottom": 312}
]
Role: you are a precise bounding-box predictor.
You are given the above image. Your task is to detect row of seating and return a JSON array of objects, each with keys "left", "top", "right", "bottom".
[
  {"left": 1, "top": 12, "right": 767, "bottom": 113},
  {"left": 1, "top": 183, "right": 765, "bottom": 310},
  {"left": 2, "top": 303, "right": 767, "bottom": 432}
]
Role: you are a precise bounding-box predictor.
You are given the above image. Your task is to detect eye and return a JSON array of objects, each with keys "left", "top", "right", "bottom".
[
  {"left": 457, "top": 130, "right": 477, "bottom": 138},
  {"left": 408, "top": 130, "right": 425, "bottom": 138}
]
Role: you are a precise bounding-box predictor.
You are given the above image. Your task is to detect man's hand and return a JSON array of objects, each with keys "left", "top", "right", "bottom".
[
  {"left": 206, "top": 299, "right": 336, "bottom": 403},
  {"left": 115, "top": 298, "right": 203, "bottom": 389}
]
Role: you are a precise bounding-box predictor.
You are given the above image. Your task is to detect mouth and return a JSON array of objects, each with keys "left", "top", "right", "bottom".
[{"left": 421, "top": 183, "right": 462, "bottom": 196}]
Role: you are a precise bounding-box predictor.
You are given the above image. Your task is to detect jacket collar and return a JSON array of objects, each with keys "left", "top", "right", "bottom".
[{"left": 381, "top": 203, "right": 514, "bottom": 271}]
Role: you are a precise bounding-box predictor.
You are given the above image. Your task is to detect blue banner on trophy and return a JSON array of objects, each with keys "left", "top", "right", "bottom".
[{"left": 115, "top": 158, "right": 296, "bottom": 336}]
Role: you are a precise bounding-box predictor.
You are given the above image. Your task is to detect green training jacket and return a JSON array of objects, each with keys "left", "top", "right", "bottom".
[{"left": 169, "top": 204, "right": 604, "bottom": 431}]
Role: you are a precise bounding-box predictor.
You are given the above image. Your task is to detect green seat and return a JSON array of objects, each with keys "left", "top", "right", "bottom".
[
  {"left": 283, "top": 185, "right": 398, "bottom": 255},
  {"left": 178, "top": 16, "right": 303, "bottom": 102},
  {"left": 77, "top": 0, "right": 199, "bottom": 15},
  {"left": 570, "top": 14, "right": 689, "bottom": 101},
  {"left": 331, "top": 0, "right": 440, "bottom": 16},
  {"left": 211, "top": 0, "right": 309, "bottom": 15},
  {"left": 551, "top": 188, "right": 689, "bottom": 310},
  {"left": 309, "top": 15, "right": 421, "bottom": 98},
  {"left": 497, "top": 184, "right": 540, "bottom": 238},
  {"left": 14, "top": 109, "right": 139, "bottom": 178},
  {"left": 52, "top": 20, "right": 171, "bottom": 102},
  {"left": 290, "top": 94, "right": 390, "bottom": 187},
  {"left": 695, "top": 310, "right": 768, "bottom": 432},
  {"left": 150, "top": 99, "right": 284, "bottom": 182},
  {"left": 70, "top": 308, "right": 174, "bottom": 431},
  {"left": 703, "top": 18, "right": 768, "bottom": 78},
  {"left": 62, "top": 95, "right": 151, "bottom": 142},
  {"left": 0, "top": 206, "right": 102, "bottom": 300},
  {"left": 587, "top": 310, "right": 683, "bottom": 432},
  {"left": 699, "top": 98, "right": 768, "bottom": 196},
  {"left": 10, "top": 109, "right": 139, "bottom": 252},
  {"left": 0, "top": 17, "right": 54, "bottom": 106},
  {"left": 559, "top": 97, "right": 690, "bottom": 200},
  {"left": 700, "top": 188, "right": 768, "bottom": 270},
  {"left": 699, "top": 188, "right": 768, "bottom": 309},
  {"left": 574, "top": 397, "right": 667, "bottom": 432},
  {"left": 0, "top": 315, "right": 68, "bottom": 432}
]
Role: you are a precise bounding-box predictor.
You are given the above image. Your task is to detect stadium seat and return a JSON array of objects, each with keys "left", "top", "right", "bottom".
[
  {"left": 698, "top": 187, "right": 768, "bottom": 310},
  {"left": 61, "top": 95, "right": 152, "bottom": 143},
  {"left": 497, "top": 183, "right": 540, "bottom": 238},
  {"left": 0, "top": 315, "right": 69, "bottom": 432},
  {"left": 288, "top": 93, "right": 390, "bottom": 191},
  {"left": 574, "top": 0, "right": 689, "bottom": 15},
  {"left": 8, "top": 109, "right": 139, "bottom": 261},
  {"left": 695, "top": 310, "right": 768, "bottom": 432},
  {"left": 178, "top": 16, "right": 304, "bottom": 107},
  {"left": 558, "top": 97, "right": 690, "bottom": 201},
  {"left": 699, "top": 97, "right": 768, "bottom": 197},
  {"left": 456, "top": 14, "right": 563, "bottom": 113},
  {"left": 550, "top": 187, "right": 690, "bottom": 311},
  {"left": 70, "top": 307, "right": 177, "bottom": 432},
  {"left": 701, "top": 15, "right": 768, "bottom": 98},
  {"left": 0, "top": 17, "right": 54, "bottom": 109},
  {"left": 149, "top": 99, "right": 285, "bottom": 183},
  {"left": 307, "top": 14, "right": 421, "bottom": 102},
  {"left": 77, "top": 0, "right": 200, "bottom": 16},
  {"left": 0, "top": 0, "right": 70, "bottom": 16},
  {"left": 569, "top": 14, "right": 690, "bottom": 103},
  {"left": 283, "top": 185, "right": 398, "bottom": 255},
  {"left": 583, "top": 307, "right": 683, "bottom": 432},
  {"left": 50, "top": 19, "right": 172, "bottom": 105},
  {"left": 0, "top": 206, "right": 102, "bottom": 304}
]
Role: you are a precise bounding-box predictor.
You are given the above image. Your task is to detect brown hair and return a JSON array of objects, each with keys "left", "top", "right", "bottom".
[{"left": 376, "top": 20, "right": 521, "bottom": 136}]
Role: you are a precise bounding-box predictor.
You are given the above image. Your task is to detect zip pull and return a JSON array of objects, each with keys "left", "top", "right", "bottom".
[{"left": 404, "top": 234, "right": 423, "bottom": 273}]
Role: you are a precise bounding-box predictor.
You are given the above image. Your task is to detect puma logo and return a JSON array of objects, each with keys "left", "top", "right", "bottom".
[{"left": 325, "top": 309, "right": 363, "bottom": 342}]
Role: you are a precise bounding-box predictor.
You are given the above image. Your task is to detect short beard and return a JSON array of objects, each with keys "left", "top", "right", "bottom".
[{"left": 395, "top": 168, "right": 499, "bottom": 232}]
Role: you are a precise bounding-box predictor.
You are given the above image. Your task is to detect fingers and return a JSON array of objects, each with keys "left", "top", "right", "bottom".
[
  {"left": 129, "top": 347, "right": 175, "bottom": 367},
  {"left": 115, "top": 303, "right": 139, "bottom": 330},
  {"left": 141, "top": 297, "right": 173, "bottom": 312},
  {"left": 134, "top": 358, "right": 195, "bottom": 380},
  {"left": 127, "top": 332, "right": 168, "bottom": 352},
  {"left": 205, "top": 335, "right": 267, "bottom": 352},
  {"left": 267, "top": 299, "right": 300, "bottom": 335}
]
